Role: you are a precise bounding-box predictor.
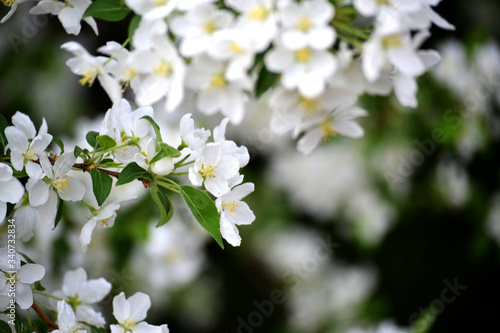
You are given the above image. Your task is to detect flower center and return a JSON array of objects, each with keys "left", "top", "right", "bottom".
[
  {"left": 296, "top": 17, "right": 313, "bottom": 32},
  {"left": 1, "top": 0, "right": 14, "bottom": 7},
  {"left": 122, "top": 318, "right": 137, "bottom": 331},
  {"left": 79, "top": 69, "right": 98, "bottom": 87},
  {"left": 200, "top": 163, "right": 217, "bottom": 179},
  {"left": 53, "top": 175, "right": 71, "bottom": 194},
  {"left": 203, "top": 21, "right": 217, "bottom": 34},
  {"left": 153, "top": 60, "right": 173, "bottom": 77},
  {"left": 222, "top": 200, "right": 240, "bottom": 214},
  {"left": 121, "top": 67, "right": 137, "bottom": 83},
  {"left": 321, "top": 122, "right": 337, "bottom": 140},
  {"left": 246, "top": 6, "right": 269, "bottom": 21},
  {"left": 209, "top": 72, "right": 226, "bottom": 90},
  {"left": 382, "top": 34, "right": 403, "bottom": 49},
  {"left": 24, "top": 148, "right": 37, "bottom": 161},
  {"left": 99, "top": 215, "right": 115, "bottom": 228},
  {"left": 229, "top": 42, "right": 244, "bottom": 54},
  {"left": 299, "top": 97, "right": 322, "bottom": 116},
  {"left": 376, "top": 0, "right": 390, "bottom": 4},
  {"left": 294, "top": 48, "right": 312, "bottom": 63},
  {"left": 153, "top": 0, "right": 168, "bottom": 6}
]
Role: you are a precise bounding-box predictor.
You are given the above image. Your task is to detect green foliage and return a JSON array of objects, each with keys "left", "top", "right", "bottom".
[
  {"left": 32, "top": 320, "right": 48, "bottom": 333},
  {"left": 96, "top": 135, "right": 117, "bottom": 151},
  {"left": 74, "top": 145, "right": 83, "bottom": 158},
  {"left": 0, "top": 114, "right": 8, "bottom": 156},
  {"left": 91, "top": 168, "right": 113, "bottom": 206},
  {"left": 51, "top": 137, "right": 65, "bottom": 154},
  {"left": 150, "top": 185, "right": 174, "bottom": 227},
  {"left": 84, "top": 0, "right": 131, "bottom": 22},
  {"left": 0, "top": 320, "right": 12, "bottom": 333},
  {"left": 255, "top": 65, "right": 278, "bottom": 97},
  {"left": 128, "top": 15, "right": 141, "bottom": 48},
  {"left": 150, "top": 142, "right": 181, "bottom": 164},
  {"left": 116, "top": 162, "right": 152, "bottom": 186},
  {"left": 180, "top": 185, "right": 224, "bottom": 249},
  {"left": 141, "top": 115, "right": 163, "bottom": 142},
  {"left": 86, "top": 131, "right": 100, "bottom": 149},
  {"left": 54, "top": 195, "right": 63, "bottom": 229}
]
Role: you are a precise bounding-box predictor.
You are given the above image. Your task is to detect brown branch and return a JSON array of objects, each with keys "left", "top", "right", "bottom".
[{"left": 32, "top": 302, "right": 58, "bottom": 331}]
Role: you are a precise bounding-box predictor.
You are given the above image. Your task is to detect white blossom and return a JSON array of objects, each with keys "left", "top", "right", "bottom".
[{"left": 110, "top": 292, "right": 162, "bottom": 333}]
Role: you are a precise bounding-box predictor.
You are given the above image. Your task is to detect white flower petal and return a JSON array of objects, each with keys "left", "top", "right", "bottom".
[{"left": 19, "top": 264, "right": 45, "bottom": 284}]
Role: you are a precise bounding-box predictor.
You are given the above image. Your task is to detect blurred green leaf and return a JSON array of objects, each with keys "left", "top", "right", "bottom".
[
  {"left": 255, "top": 65, "right": 278, "bottom": 97},
  {"left": 32, "top": 320, "right": 48, "bottom": 333},
  {"left": 0, "top": 320, "right": 12, "bottom": 333}
]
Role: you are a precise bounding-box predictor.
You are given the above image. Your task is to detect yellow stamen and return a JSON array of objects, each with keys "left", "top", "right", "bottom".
[
  {"left": 246, "top": 6, "right": 269, "bottom": 21},
  {"left": 229, "top": 42, "right": 244, "bottom": 54},
  {"left": 299, "top": 97, "right": 322, "bottom": 116},
  {"left": 78, "top": 69, "right": 98, "bottom": 87},
  {"left": 1, "top": 0, "right": 15, "bottom": 7},
  {"left": 53, "top": 175, "right": 71, "bottom": 194},
  {"left": 200, "top": 163, "right": 217, "bottom": 179},
  {"left": 382, "top": 34, "right": 403, "bottom": 49},
  {"left": 153, "top": 0, "right": 167, "bottom": 6},
  {"left": 203, "top": 21, "right": 217, "bottom": 34},
  {"left": 121, "top": 67, "right": 137, "bottom": 82},
  {"left": 99, "top": 215, "right": 115, "bottom": 228},
  {"left": 209, "top": 72, "right": 226, "bottom": 91},
  {"left": 296, "top": 17, "right": 313, "bottom": 32},
  {"left": 294, "top": 48, "right": 312, "bottom": 63},
  {"left": 321, "top": 121, "right": 337, "bottom": 140},
  {"left": 222, "top": 200, "right": 240, "bottom": 214},
  {"left": 24, "top": 149, "right": 36, "bottom": 161},
  {"left": 153, "top": 60, "right": 173, "bottom": 77}
]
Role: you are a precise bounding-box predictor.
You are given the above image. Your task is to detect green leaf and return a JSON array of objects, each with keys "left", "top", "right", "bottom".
[
  {"left": 150, "top": 186, "right": 174, "bottom": 227},
  {"left": 140, "top": 115, "right": 163, "bottom": 142},
  {"left": 97, "top": 135, "right": 117, "bottom": 151},
  {"left": 32, "top": 320, "right": 48, "bottom": 333},
  {"left": 0, "top": 114, "right": 9, "bottom": 156},
  {"left": 116, "top": 162, "right": 152, "bottom": 186},
  {"left": 128, "top": 15, "right": 141, "bottom": 46},
  {"left": 86, "top": 131, "right": 100, "bottom": 149},
  {"left": 89, "top": 325, "right": 107, "bottom": 333},
  {"left": 180, "top": 185, "right": 224, "bottom": 249},
  {"left": 255, "top": 65, "right": 278, "bottom": 97},
  {"left": 91, "top": 168, "right": 113, "bottom": 206},
  {"left": 150, "top": 142, "right": 181, "bottom": 164},
  {"left": 54, "top": 195, "right": 63, "bottom": 230},
  {"left": 74, "top": 145, "right": 83, "bottom": 158},
  {"left": 0, "top": 320, "right": 12, "bottom": 333},
  {"left": 15, "top": 313, "right": 22, "bottom": 333},
  {"left": 84, "top": 0, "right": 130, "bottom": 21},
  {"left": 51, "top": 137, "right": 65, "bottom": 154}
]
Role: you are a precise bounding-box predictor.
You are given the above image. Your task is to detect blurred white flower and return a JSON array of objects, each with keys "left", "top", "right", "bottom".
[{"left": 0, "top": 163, "right": 24, "bottom": 222}]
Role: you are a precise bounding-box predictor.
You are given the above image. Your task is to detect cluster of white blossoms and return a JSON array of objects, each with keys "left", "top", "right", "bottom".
[{"left": 0, "top": 0, "right": 453, "bottom": 154}]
